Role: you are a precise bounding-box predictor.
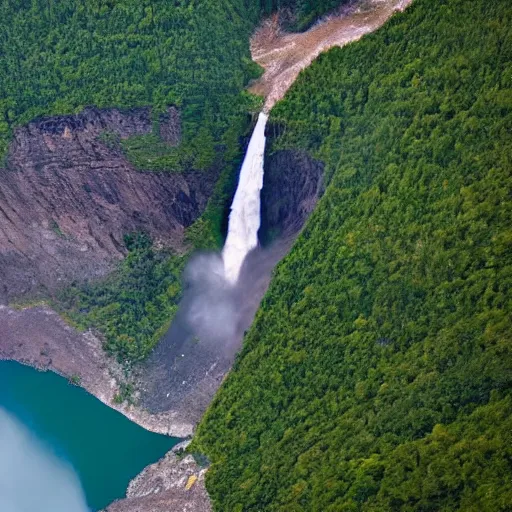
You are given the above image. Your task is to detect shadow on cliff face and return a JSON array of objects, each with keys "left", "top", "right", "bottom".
[{"left": 140, "top": 150, "right": 324, "bottom": 424}]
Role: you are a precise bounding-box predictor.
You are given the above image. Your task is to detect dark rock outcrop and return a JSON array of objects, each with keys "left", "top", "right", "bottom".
[
  {"left": 260, "top": 149, "right": 324, "bottom": 243},
  {"left": 0, "top": 107, "right": 216, "bottom": 303}
]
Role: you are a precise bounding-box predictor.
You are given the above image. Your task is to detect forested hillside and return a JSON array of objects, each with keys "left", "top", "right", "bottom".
[
  {"left": 261, "top": 0, "right": 350, "bottom": 29},
  {"left": 0, "top": 0, "right": 265, "bottom": 167},
  {"left": 192, "top": 0, "right": 512, "bottom": 510},
  {"left": 0, "top": 0, "right": 349, "bottom": 166}
]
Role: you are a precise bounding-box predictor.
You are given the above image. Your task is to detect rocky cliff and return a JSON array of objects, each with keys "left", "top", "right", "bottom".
[
  {"left": 260, "top": 149, "right": 324, "bottom": 242},
  {"left": 0, "top": 106, "right": 216, "bottom": 303}
]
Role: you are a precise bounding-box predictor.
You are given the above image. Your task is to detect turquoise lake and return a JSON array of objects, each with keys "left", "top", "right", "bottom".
[{"left": 0, "top": 361, "right": 178, "bottom": 511}]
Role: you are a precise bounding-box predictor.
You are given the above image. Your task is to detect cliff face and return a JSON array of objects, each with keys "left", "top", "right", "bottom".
[
  {"left": 0, "top": 107, "right": 216, "bottom": 303},
  {"left": 260, "top": 149, "right": 324, "bottom": 242}
]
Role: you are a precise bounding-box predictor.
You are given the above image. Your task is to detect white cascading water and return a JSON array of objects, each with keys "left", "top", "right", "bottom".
[{"left": 223, "top": 112, "right": 268, "bottom": 284}]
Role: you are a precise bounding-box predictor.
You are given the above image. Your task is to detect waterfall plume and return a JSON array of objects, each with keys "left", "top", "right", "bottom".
[{"left": 222, "top": 112, "right": 268, "bottom": 284}]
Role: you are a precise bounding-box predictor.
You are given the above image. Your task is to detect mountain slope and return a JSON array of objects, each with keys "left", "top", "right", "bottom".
[{"left": 192, "top": 0, "right": 512, "bottom": 510}]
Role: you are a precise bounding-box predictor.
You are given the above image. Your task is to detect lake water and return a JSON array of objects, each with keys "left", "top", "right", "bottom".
[{"left": 0, "top": 361, "right": 178, "bottom": 511}]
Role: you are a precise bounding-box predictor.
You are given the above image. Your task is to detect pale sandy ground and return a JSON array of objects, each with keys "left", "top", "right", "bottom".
[
  {"left": 102, "top": 441, "right": 211, "bottom": 512},
  {"left": 250, "top": 0, "right": 412, "bottom": 111}
]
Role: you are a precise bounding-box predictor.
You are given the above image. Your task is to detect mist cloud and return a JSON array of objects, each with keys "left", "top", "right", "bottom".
[
  {"left": 177, "top": 240, "right": 293, "bottom": 353},
  {"left": 0, "top": 408, "right": 89, "bottom": 512},
  {"left": 181, "top": 252, "right": 238, "bottom": 346}
]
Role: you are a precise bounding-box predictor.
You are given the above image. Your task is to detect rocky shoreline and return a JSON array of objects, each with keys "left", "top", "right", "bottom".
[
  {"left": 0, "top": 304, "right": 195, "bottom": 438},
  {"left": 102, "top": 441, "right": 211, "bottom": 512},
  {"left": 0, "top": 304, "right": 212, "bottom": 511}
]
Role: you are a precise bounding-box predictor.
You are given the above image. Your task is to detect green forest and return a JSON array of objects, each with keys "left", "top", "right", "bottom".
[
  {"left": 0, "top": 0, "right": 341, "bottom": 167},
  {"left": 191, "top": 0, "right": 512, "bottom": 510},
  {"left": 0, "top": 0, "right": 265, "bottom": 168},
  {"left": 55, "top": 234, "right": 185, "bottom": 363}
]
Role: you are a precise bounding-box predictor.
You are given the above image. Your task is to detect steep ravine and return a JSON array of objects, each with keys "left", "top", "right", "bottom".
[
  {"left": 0, "top": 144, "right": 325, "bottom": 511},
  {"left": 138, "top": 147, "right": 324, "bottom": 425},
  {"left": 250, "top": 0, "right": 412, "bottom": 110},
  {"left": 0, "top": 123, "right": 325, "bottom": 509}
]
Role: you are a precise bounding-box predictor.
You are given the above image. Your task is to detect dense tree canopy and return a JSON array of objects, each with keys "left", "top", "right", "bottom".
[
  {"left": 0, "top": 0, "right": 346, "bottom": 166},
  {"left": 0, "top": 0, "right": 264, "bottom": 167},
  {"left": 261, "top": 0, "right": 349, "bottom": 29},
  {"left": 191, "top": 0, "right": 512, "bottom": 509}
]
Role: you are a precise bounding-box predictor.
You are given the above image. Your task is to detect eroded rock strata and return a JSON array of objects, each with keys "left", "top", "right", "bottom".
[{"left": 0, "top": 106, "right": 216, "bottom": 303}]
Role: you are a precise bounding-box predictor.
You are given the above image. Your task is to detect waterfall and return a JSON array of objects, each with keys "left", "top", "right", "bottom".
[{"left": 223, "top": 112, "right": 268, "bottom": 284}]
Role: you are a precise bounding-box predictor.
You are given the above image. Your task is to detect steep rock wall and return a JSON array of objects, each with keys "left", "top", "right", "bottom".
[
  {"left": 0, "top": 107, "right": 217, "bottom": 303},
  {"left": 260, "top": 148, "right": 324, "bottom": 242}
]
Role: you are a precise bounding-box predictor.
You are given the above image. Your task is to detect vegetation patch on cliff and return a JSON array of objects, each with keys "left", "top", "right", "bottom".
[
  {"left": 191, "top": 0, "right": 512, "bottom": 509},
  {"left": 261, "top": 0, "right": 352, "bottom": 30}
]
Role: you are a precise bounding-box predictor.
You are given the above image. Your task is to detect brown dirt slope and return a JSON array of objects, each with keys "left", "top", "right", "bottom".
[
  {"left": 250, "top": 0, "right": 412, "bottom": 110},
  {"left": 0, "top": 106, "right": 216, "bottom": 303}
]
